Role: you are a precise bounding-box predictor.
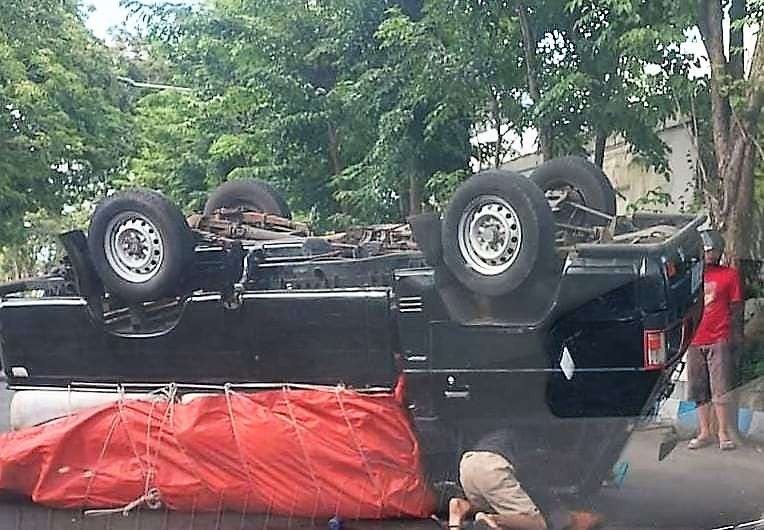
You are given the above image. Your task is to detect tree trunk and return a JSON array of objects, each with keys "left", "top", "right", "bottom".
[
  {"left": 594, "top": 132, "right": 607, "bottom": 168},
  {"left": 729, "top": 0, "right": 746, "bottom": 80},
  {"left": 697, "top": 0, "right": 764, "bottom": 264},
  {"left": 722, "top": 28, "right": 764, "bottom": 263},
  {"left": 327, "top": 125, "right": 343, "bottom": 175},
  {"left": 409, "top": 173, "right": 421, "bottom": 216},
  {"left": 516, "top": 2, "right": 552, "bottom": 160},
  {"left": 491, "top": 92, "right": 504, "bottom": 168},
  {"left": 697, "top": 0, "right": 731, "bottom": 172},
  {"left": 723, "top": 143, "right": 756, "bottom": 267}
]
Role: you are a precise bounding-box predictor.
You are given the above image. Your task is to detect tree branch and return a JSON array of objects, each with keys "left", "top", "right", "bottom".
[
  {"left": 729, "top": 0, "right": 746, "bottom": 80},
  {"left": 594, "top": 132, "right": 606, "bottom": 168},
  {"left": 490, "top": 90, "right": 503, "bottom": 168},
  {"left": 516, "top": 1, "right": 552, "bottom": 160},
  {"left": 742, "top": 24, "right": 764, "bottom": 126},
  {"left": 697, "top": 0, "right": 732, "bottom": 170}
]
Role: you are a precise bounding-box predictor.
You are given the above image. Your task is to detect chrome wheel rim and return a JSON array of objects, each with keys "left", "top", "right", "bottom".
[
  {"left": 457, "top": 195, "right": 522, "bottom": 276},
  {"left": 104, "top": 212, "right": 164, "bottom": 283}
]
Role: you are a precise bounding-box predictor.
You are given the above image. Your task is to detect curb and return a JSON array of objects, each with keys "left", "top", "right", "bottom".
[{"left": 659, "top": 398, "right": 764, "bottom": 442}]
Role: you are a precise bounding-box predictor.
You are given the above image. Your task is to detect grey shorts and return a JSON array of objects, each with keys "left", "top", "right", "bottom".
[
  {"left": 459, "top": 451, "right": 540, "bottom": 517},
  {"left": 686, "top": 341, "right": 737, "bottom": 404}
]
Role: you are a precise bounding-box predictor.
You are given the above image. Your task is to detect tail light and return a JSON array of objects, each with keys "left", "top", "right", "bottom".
[{"left": 644, "top": 330, "right": 667, "bottom": 370}]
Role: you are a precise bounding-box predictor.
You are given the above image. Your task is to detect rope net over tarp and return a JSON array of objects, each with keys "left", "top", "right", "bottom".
[{"left": 0, "top": 383, "right": 436, "bottom": 518}]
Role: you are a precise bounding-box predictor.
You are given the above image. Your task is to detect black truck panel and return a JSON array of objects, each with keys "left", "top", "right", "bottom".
[
  {"left": 0, "top": 289, "right": 397, "bottom": 388},
  {"left": 0, "top": 212, "right": 706, "bottom": 498}
]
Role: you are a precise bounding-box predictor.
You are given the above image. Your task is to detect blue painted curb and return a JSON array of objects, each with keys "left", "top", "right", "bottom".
[{"left": 660, "top": 398, "right": 764, "bottom": 441}]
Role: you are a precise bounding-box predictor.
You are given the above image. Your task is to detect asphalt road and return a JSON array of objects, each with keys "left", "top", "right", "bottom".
[
  {"left": 0, "top": 384, "right": 762, "bottom": 530},
  {"left": 591, "top": 427, "right": 764, "bottom": 529}
]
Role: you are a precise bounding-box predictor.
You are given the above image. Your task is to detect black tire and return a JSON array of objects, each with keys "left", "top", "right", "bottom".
[
  {"left": 88, "top": 189, "right": 195, "bottom": 303},
  {"left": 204, "top": 179, "right": 291, "bottom": 218},
  {"left": 441, "top": 169, "right": 556, "bottom": 297},
  {"left": 530, "top": 156, "right": 616, "bottom": 226}
]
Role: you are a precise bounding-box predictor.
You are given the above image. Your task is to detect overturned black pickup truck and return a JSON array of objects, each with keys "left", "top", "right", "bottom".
[{"left": 0, "top": 157, "right": 704, "bottom": 499}]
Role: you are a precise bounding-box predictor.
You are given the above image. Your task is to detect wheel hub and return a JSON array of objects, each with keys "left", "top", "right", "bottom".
[
  {"left": 458, "top": 196, "right": 522, "bottom": 276},
  {"left": 104, "top": 212, "right": 164, "bottom": 283}
]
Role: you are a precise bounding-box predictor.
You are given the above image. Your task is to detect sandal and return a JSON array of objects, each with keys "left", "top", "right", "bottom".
[
  {"left": 719, "top": 439, "right": 737, "bottom": 451},
  {"left": 688, "top": 436, "right": 714, "bottom": 450}
]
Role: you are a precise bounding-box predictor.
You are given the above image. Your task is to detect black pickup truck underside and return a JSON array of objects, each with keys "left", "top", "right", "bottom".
[{"left": 0, "top": 163, "right": 706, "bottom": 500}]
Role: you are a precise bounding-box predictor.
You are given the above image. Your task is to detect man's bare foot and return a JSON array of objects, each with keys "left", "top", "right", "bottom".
[
  {"left": 448, "top": 498, "right": 472, "bottom": 528},
  {"left": 566, "top": 510, "right": 605, "bottom": 530},
  {"left": 474, "top": 512, "right": 500, "bottom": 529}
]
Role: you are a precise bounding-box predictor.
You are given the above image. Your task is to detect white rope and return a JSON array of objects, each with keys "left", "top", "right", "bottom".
[
  {"left": 81, "top": 412, "right": 121, "bottom": 509},
  {"left": 66, "top": 384, "right": 73, "bottom": 416},
  {"left": 81, "top": 385, "right": 171, "bottom": 516},
  {"left": 141, "top": 384, "right": 176, "bottom": 499},
  {"left": 84, "top": 488, "right": 162, "bottom": 517},
  {"left": 238, "top": 491, "right": 251, "bottom": 530},
  {"left": 333, "top": 388, "right": 385, "bottom": 518},
  {"left": 114, "top": 386, "right": 150, "bottom": 482},
  {"left": 54, "top": 381, "right": 409, "bottom": 518},
  {"left": 280, "top": 387, "right": 322, "bottom": 521},
  {"left": 143, "top": 388, "right": 160, "bottom": 496},
  {"left": 223, "top": 384, "right": 258, "bottom": 497}
]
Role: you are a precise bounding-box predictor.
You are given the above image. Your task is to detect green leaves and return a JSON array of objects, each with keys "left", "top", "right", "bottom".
[
  {"left": 2, "top": 0, "right": 730, "bottom": 280},
  {"left": 118, "top": 0, "right": 698, "bottom": 229},
  {"left": 0, "top": 0, "right": 130, "bottom": 253},
  {"left": 122, "top": 0, "right": 474, "bottom": 226}
]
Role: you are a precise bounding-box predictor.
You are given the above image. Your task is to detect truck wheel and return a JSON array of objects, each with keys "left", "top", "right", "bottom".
[
  {"left": 204, "top": 179, "right": 291, "bottom": 219},
  {"left": 441, "top": 169, "right": 556, "bottom": 297},
  {"left": 530, "top": 156, "right": 616, "bottom": 227},
  {"left": 88, "top": 189, "right": 195, "bottom": 302}
]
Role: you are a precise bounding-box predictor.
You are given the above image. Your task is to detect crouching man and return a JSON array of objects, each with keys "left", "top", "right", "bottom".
[{"left": 448, "top": 428, "right": 602, "bottom": 530}]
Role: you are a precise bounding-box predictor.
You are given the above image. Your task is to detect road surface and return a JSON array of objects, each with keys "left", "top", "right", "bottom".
[{"left": 0, "top": 385, "right": 762, "bottom": 529}]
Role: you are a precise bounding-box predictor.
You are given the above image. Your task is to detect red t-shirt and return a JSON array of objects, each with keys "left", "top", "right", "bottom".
[{"left": 692, "top": 265, "right": 743, "bottom": 345}]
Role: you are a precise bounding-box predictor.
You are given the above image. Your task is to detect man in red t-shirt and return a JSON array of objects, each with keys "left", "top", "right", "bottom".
[{"left": 687, "top": 229, "right": 744, "bottom": 451}]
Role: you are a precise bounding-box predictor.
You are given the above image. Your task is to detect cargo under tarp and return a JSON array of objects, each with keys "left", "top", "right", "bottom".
[{"left": 0, "top": 384, "right": 435, "bottom": 518}]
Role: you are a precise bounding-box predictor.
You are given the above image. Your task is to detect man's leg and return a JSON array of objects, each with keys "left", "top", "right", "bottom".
[
  {"left": 460, "top": 451, "right": 546, "bottom": 530},
  {"left": 714, "top": 402, "right": 735, "bottom": 444},
  {"left": 696, "top": 402, "right": 713, "bottom": 440},
  {"left": 686, "top": 346, "right": 714, "bottom": 446},
  {"left": 449, "top": 498, "right": 546, "bottom": 530},
  {"left": 454, "top": 452, "right": 487, "bottom": 529},
  {"left": 708, "top": 341, "right": 737, "bottom": 447},
  {"left": 459, "top": 452, "right": 601, "bottom": 529}
]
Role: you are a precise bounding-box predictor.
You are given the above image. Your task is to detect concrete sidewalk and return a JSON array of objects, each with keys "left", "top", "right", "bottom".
[{"left": 659, "top": 376, "right": 764, "bottom": 442}]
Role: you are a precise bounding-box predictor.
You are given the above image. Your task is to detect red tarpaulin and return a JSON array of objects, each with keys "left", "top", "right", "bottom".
[{"left": 0, "top": 385, "right": 435, "bottom": 518}]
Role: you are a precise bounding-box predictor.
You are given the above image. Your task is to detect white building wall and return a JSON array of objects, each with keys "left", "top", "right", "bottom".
[
  {"left": 498, "top": 123, "right": 699, "bottom": 216},
  {"left": 603, "top": 125, "right": 698, "bottom": 214}
]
